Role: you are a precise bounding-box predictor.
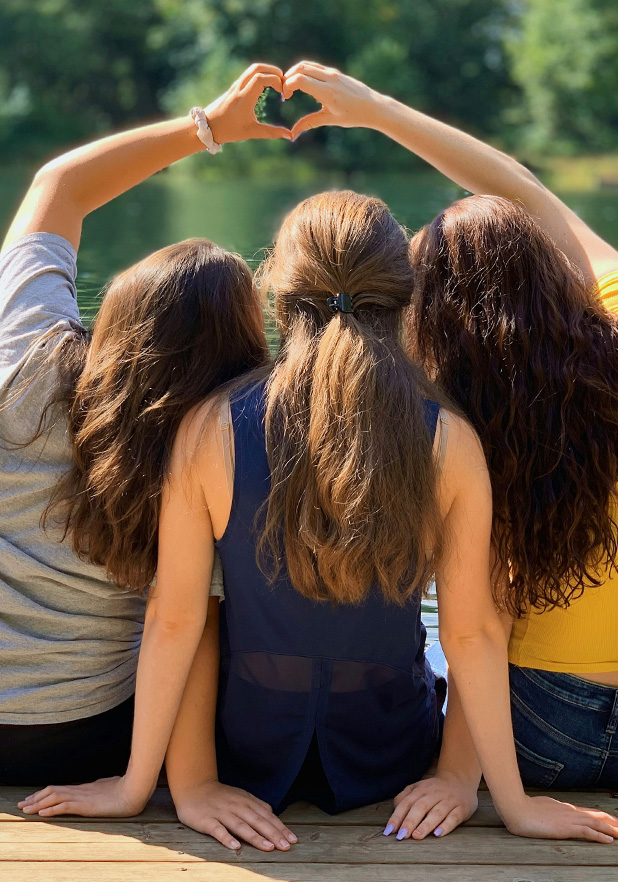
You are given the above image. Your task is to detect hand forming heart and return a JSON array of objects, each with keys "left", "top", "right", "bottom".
[{"left": 204, "top": 62, "right": 379, "bottom": 146}]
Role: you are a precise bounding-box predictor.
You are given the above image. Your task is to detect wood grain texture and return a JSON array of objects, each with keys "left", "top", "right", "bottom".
[
  {"left": 0, "top": 863, "right": 615, "bottom": 882},
  {"left": 0, "top": 822, "right": 616, "bottom": 865}
]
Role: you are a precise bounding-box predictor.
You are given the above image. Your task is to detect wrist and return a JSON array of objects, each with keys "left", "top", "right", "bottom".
[
  {"left": 435, "top": 766, "right": 481, "bottom": 789},
  {"left": 366, "top": 92, "right": 402, "bottom": 134}
]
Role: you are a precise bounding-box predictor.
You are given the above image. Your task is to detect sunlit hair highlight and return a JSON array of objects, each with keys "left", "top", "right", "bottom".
[
  {"left": 41, "top": 239, "right": 268, "bottom": 591},
  {"left": 256, "top": 190, "right": 443, "bottom": 605},
  {"left": 408, "top": 195, "right": 618, "bottom": 615}
]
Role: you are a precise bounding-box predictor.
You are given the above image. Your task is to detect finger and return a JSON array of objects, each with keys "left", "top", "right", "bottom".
[
  {"left": 241, "top": 72, "right": 284, "bottom": 101},
  {"left": 225, "top": 816, "right": 276, "bottom": 852},
  {"left": 252, "top": 805, "right": 298, "bottom": 843},
  {"left": 238, "top": 63, "right": 284, "bottom": 90},
  {"left": 291, "top": 110, "right": 331, "bottom": 139},
  {"left": 21, "top": 791, "right": 69, "bottom": 814},
  {"left": 410, "top": 801, "right": 455, "bottom": 840},
  {"left": 201, "top": 818, "right": 241, "bottom": 851},
  {"left": 38, "top": 801, "right": 79, "bottom": 818},
  {"left": 574, "top": 825, "right": 614, "bottom": 844},
  {"left": 284, "top": 61, "right": 332, "bottom": 85},
  {"left": 282, "top": 72, "right": 330, "bottom": 102},
  {"left": 392, "top": 796, "right": 438, "bottom": 840},
  {"left": 252, "top": 122, "right": 292, "bottom": 141},
  {"left": 18, "top": 785, "right": 55, "bottom": 807},
  {"left": 432, "top": 806, "right": 468, "bottom": 838},
  {"left": 385, "top": 796, "right": 416, "bottom": 836},
  {"left": 239, "top": 809, "right": 292, "bottom": 851}
]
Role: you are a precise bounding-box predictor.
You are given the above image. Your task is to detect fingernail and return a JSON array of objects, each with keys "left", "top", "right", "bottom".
[
  {"left": 230, "top": 840, "right": 240, "bottom": 850},
  {"left": 287, "top": 833, "right": 298, "bottom": 843},
  {"left": 396, "top": 828, "right": 408, "bottom": 841},
  {"left": 434, "top": 828, "right": 443, "bottom": 837},
  {"left": 280, "top": 838, "right": 290, "bottom": 849},
  {"left": 383, "top": 824, "right": 394, "bottom": 836},
  {"left": 21, "top": 806, "right": 34, "bottom": 814},
  {"left": 263, "top": 840, "right": 274, "bottom": 849}
]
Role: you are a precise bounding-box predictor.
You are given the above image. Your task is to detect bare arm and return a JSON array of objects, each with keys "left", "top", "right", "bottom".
[
  {"left": 435, "top": 413, "right": 618, "bottom": 842},
  {"left": 284, "top": 62, "right": 618, "bottom": 285},
  {"left": 3, "top": 64, "right": 289, "bottom": 252}
]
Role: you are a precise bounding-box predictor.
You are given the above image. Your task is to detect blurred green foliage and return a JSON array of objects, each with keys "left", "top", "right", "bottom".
[{"left": 0, "top": 0, "right": 616, "bottom": 172}]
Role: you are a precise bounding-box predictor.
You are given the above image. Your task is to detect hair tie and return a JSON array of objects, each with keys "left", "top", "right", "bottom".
[{"left": 326, "top": 293, "right": 354, "bottom": 314}]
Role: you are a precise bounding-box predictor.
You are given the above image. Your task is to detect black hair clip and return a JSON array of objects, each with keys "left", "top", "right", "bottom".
[{"left": 326, "top": 292, "right": 354, "bottom": 314}]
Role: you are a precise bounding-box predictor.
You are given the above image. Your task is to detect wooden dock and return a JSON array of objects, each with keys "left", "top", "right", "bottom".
[{"left": 0, "top": 786, "right": 616, "bottom": 881}]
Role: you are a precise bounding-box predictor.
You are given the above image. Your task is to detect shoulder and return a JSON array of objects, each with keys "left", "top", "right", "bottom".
[{"left": 437, "top": 408, "right": 492, "bottom": 516}]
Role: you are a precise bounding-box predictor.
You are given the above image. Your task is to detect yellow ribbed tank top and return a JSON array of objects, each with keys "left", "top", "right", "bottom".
[{"left": 508, "top": 271, "right": 618, "bottom": 673}]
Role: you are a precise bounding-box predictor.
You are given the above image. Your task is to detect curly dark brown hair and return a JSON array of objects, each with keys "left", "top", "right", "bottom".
[{"left": 407, "top": 194, "right": 618, "bottom": 616}]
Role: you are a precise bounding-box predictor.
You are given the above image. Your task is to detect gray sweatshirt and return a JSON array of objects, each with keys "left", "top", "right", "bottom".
[{"left": 0, "top": 233, "right": 221, "bottom": 723}]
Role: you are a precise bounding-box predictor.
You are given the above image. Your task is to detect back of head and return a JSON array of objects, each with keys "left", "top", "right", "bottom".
[
  {"left": 50, "top": 238, "right": 268, "bottom": 591},
  {"left": 408, "top": 194, "right": 618, "bottom": 614},
  {"left": 258, "top": 190, "right": 442, "bottom": 605}
]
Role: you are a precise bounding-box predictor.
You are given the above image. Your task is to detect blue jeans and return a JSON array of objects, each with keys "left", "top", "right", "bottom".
[{"left": 510, "top": 664, "right": 618, "bottom": 789}]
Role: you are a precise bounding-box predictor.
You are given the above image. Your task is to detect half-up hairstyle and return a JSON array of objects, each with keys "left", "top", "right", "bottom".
[
  {"left": 408, "top": 195, "right": 618, "bottom": 615},
  {"left": 257, "top": 190, "right": 443, "bottom": 605},
  {"left": 44, "top": 239, "right": 268, "bottom": 591}
]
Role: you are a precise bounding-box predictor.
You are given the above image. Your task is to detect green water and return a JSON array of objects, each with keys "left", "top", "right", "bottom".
[{"left": 3, "top": 166, "right": 618, "bottom": 640}]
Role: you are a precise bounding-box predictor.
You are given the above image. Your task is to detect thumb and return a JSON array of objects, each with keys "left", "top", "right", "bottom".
[{"left": 291, "top": 109, "right": 330, "bottom": 139}]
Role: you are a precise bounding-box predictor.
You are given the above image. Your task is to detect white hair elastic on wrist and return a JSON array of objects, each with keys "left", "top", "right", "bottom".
[{"left": 189, "top": 107, "right": 222, "bottom": 155}]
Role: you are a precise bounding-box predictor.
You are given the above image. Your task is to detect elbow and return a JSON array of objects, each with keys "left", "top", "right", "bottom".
[{"left": 440, "top": 619, "right": 507, "bottom": 661}]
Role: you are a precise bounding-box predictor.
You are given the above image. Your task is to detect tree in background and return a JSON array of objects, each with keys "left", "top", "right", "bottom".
[
  {"left": 0, "top": 0, "right": 617, "bottom": 169},
  {"left": 507, "top": 0, "right": 618, "bottom": 154}
]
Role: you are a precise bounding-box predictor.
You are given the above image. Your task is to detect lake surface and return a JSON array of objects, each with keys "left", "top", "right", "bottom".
[{"left": 2, "top": 165, "right": 618, "bottom": 642}]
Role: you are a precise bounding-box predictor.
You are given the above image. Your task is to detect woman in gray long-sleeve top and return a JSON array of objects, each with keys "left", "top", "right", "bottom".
[{"left": 0, "top": 64, "right": 287, "bottom": 787}]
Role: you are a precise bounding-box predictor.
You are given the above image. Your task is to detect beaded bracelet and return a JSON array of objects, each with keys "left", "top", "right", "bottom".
[{"left": 189, "top": 107, "right": 222, "bottom": 155}]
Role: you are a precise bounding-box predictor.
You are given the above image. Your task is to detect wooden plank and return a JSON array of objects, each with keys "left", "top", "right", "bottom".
[
  {"left": 0, "top": 863, "right": 615, "bottom": 882},
  {"left": 2, "top": 787, "right": 616, "bottom": 827},
  {"left": 281, "top": 792, "right": 618, "bottom": 827},
  {"left": 0, "top": 823, "right": 616, "bottom": 865}
]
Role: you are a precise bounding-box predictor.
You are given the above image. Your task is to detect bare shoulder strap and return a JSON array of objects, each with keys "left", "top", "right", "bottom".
[{"left": 219, "top": 394, "right": 234, "bottom": 500}]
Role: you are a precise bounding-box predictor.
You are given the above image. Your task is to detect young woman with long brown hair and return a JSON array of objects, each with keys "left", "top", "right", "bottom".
[
  {"left": 276, "top": 63, "right": 618, "bottom": 814},
  {"left": 22, "top": 180, "right": 618, "bottom": 845},
  {"left": 2, "top": 63, "right": 299, "bottom": 846}
]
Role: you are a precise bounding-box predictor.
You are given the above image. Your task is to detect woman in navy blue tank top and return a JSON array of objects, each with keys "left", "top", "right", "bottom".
[{"left": 26, "top": 186, "right": 597, "bottom": 850}]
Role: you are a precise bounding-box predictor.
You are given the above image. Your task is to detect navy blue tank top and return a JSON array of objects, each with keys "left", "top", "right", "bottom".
[{"left": 215, "top": 381, "right": 441, "bottom": 813}]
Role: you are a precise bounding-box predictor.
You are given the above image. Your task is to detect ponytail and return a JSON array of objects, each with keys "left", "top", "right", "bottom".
[{"left": 257, "top": 191, "right": 443, "bottom": 604}]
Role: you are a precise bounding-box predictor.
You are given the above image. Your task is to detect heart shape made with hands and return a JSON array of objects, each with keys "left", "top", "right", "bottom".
[{"left": 255, "top": 86, "right": 321, "bottom": 135}]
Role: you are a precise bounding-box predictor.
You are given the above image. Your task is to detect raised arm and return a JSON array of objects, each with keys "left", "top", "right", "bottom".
[
  {"left": 3, "top": 64, "right": 290, "bottom": 252},
  {"left": 433, "top": 412, "right": 618, "bottom": 843},
  {"left": 284, "top": 62, "right": 618, "bottom": 285}
]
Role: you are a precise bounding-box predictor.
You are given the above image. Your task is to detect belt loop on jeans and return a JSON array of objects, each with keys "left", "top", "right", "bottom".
[{"left": 607, "top": 691, "right": 618, "bottom": 736}]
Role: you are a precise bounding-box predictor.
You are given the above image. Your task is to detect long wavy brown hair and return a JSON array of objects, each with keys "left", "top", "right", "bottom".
[
  {"left": 256, "top": 190, "right": 443, "bottom": 605},
  {"left": 40, "top": 239, "right": 268, "bottom": 591},
  {"left": 408, "top": 195, "right": 618, "bottom": 615}
]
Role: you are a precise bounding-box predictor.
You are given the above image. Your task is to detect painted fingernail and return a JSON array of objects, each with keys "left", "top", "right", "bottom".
[
  {"left": 434, "top": 828, "right": 443, "bottom": 837},
  {"left": 396, "top": 828, "right": 408, "bottom": 841},
  {"left": 383, "top": 824, "right": 394, "bottom": 836},
  {"left": 230, "top": 840, "right": 240, "bottom": 850}
]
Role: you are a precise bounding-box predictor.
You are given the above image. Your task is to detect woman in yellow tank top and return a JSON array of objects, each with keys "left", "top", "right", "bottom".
[
  {"left": 325, "top": 79, "right": 618, "bottom": 788},
  {"left": 278, "top": 67, "right": 618, "bottom": 813},
  {"left": 280, "top": 65, "right": 618, "bottom": 794}
]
